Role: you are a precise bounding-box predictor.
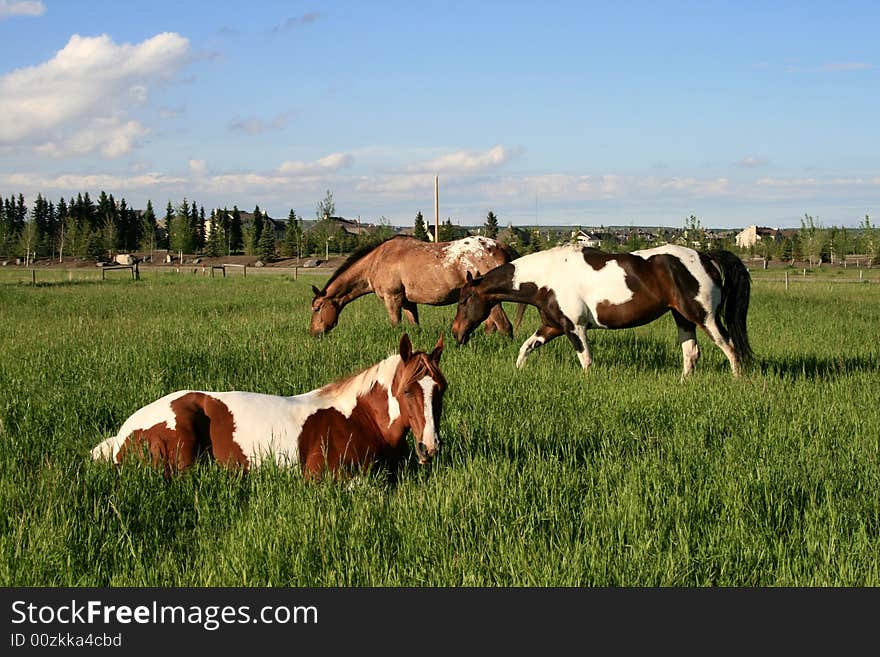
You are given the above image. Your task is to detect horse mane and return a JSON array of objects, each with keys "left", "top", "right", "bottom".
[
  {"left": 316, "top": 354, "right": 403, "bottom": 410},
  {"left": 497, "top": 240, "right": 521, "bottom": 262},
  {"left": 318, "top": 235, "right": 411, "bottom": 295}
]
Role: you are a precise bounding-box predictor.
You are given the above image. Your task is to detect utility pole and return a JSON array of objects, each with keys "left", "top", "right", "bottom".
[{"left": 434, "top": 175, "right": 439, "bottom": 243}]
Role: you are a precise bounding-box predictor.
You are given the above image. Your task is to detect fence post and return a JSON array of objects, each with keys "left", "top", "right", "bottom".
[
  {"left": 294, "top": 266, "right": 298, "bottom": 280},
  {"left": 243, "top": 265, "right": 247, "bottom": 278},
  {"left": 31, "top": 269, "right": 36, "bottom": 285},
  {"left": 802, "top": 268, "right": 806, "bottom": 278},
  {"left": 784, "top": 271, "right": 789, "bottom": 291}
]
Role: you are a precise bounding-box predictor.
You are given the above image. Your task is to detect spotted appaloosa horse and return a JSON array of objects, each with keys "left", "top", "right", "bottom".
[
  {"left": 452, "top": 244, "right": 753, "bottom": 380},
  {"left": 91, "top": 334, "right": 446, "bottom": 478},
  {"left": 310, "top": 235, "right": 519, "bottom": 337}
]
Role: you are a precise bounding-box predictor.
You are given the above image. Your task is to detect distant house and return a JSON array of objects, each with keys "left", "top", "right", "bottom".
[
  {"left": 735, "top": 225, "right": 780, "bottom": 249},
  {"left": 573, "top": 230, "right": 601, "bottom": 248}
]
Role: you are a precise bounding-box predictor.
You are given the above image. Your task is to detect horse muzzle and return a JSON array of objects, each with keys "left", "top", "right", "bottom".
[
  {"left": 452, "top": 325, "right": 470, "bottom": 346},
  {"left": 415, "top": 440, "right": 438, "bottom": 465}
]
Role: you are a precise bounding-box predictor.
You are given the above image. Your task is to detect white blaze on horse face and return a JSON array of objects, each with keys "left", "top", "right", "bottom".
[
  {"left": 417, "top": 376, "right": 439, "bottom": 452},
  {"left": 511, "top": 245, "right": 634, "bottom": 328}
]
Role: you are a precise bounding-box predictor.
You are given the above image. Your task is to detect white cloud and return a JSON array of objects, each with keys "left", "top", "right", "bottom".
[
  {"left": 355, "top": 173, "right": 433, "bottom": 195},
  {"left": 228, "top": 111, "right": 294, "bottom": 135},
  {"left": 0, "top": 0, "right": 45, "bottom": 19},
  {"left": 785, "top": 61, "right": 872, "bottom": 73},
  {"left": 0, "top": 171, "right": 187, "bottom": 191},
  {"left": 278, "top": 152, "right": 353, "bottom": 174},
  {"left": 271, "top": 12, "right": 321, "bottom": 33},
  {"left": 0, "top": 32, "right": 190, "bottom": 155},
  {"left": 34, "top": 117, "right": 148, "bottom": 158},
  {"left": 738, "top": 155, "right": 767, "bottom": 168},
  {"left": 189, "top": 159, "right": 207, "bottom": 175},
  {"left": 410, "top": 144, "right": 513, "bottom": 173},
  {"left": 478, "top": 173, "right": 734, "bottom": 201}
]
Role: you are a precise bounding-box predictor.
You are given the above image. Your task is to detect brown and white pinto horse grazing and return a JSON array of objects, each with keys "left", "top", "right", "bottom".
[
  {"left": 91, "top": 334, "right": 446, "bottom": 478},
  {"left": 310, "top": 235, "right": 519, "bottom": 337},
  {"left": 452, "top": 244, "right": 753, "bottom": 380}
]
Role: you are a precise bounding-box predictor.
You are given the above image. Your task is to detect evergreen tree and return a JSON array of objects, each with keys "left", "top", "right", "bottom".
[
  {"left": 282, "top": 209, "right": 302, "bottom": 258},
  {"left": 140, "top": 200, "right": 158, "bottom": 254},
  {"left": 484, "top": 210, "right": 499, "bottom": 238},
  {"left": 197, "top": 206, "right": 206, "bottom": 252},
  {"left": 205, "top": 209, "right": 223, "bottom": 257},
  {"left": 230, "top": 205, "right": 243, "bottom": 253},
  {"left": 189, "top": 201, "right": 200, "bottom": 252},
  {"left": 220, "top": 207, "right": 231, "bottom": 255},
  {"left": 163, "top": 201, "right": 174, "bottom": 249},
  {"left": 258, "top": 215, "right": 276, "bottom": 261},
  {"left": 253, "top": 205, "right": 263, "bottom": 243},
  {"left": 55, "top": 197, "right": 68, "bottom": 261},
  {"left": 32, "top": 194, "right": 48, "bottom": 256},
  {"left": 242, "top": 222, "right": 257, "bottom": 255},
  {"left": 413, "top": 211, "right": 428, "bottom": 241},
  {"left": 169, "top": 198, "right": 196, "bottom": 256},
  {"left": 438, "top": 218, "right": 456, "bottom": 242}
]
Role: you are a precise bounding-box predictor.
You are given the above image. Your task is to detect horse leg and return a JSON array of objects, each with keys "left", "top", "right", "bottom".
[
  {"left": 700, "top": 314, "right": 741, "bottom": 377},
  {"left": 484, "top": 304, "right": 513, "bottom": 337},
  {"left": 567, "top": 324, "right": 593, "bottom": 372},
  {"left": 672, "top": 310, "right": 700, "bottom": 382},
  {"left": 401, "top": 299, "right": 420, "bottom": 325},
  {"left": 382, "top": 294, "right": 403, "bottom": 327},
  {"left": 516, "top": 324, "right": 563, "bottom": 368}
]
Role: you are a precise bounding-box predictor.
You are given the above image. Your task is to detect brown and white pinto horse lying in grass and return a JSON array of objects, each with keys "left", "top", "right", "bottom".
[
  {"left": 310, "top": 235, "right": 519, "bottom": 338},
  {"left": 452, "top": 244, "right": 753, "bottom": 380},
  {"left": 91, "top": 334, "right": 446, "bottom": 478}
]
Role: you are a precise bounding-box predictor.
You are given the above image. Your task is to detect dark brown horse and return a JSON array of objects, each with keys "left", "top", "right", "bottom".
[
  {"left": 310, "top": 235, "right": 519, "bottom": 337},
  {"left": 452, "top": 244, "right": 753, "bottom": 380},
  {"left": 92, "top": 333, "right": 446, "bottom": 479}
]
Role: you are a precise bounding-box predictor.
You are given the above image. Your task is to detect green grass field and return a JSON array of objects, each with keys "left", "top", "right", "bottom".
[{"left": 1, "top": 270, "right": 878, "bottom": 585}]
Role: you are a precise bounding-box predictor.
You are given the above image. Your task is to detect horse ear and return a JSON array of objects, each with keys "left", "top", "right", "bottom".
[
  {"left": 399, "top": 333, "right": 413, "bottom": 362},
  {"left": 311, "top": 285, "right": 321, "bottom": 297},
  {"left": 466, "top": 271, "right": 474, "bottom": 284},
  {"left": 430, "top": 333, "right": 444, "bottom": 363}
]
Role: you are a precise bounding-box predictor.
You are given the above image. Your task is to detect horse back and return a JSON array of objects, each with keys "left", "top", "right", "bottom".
[{"left": 383, "top": 236, "right": 510, "bottom": 305}]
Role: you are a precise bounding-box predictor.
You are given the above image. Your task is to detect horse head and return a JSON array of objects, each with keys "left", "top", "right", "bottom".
[
  {"left": 394, "top": 333, "right": 446, "bottom": 464},
  {"left": 310, "top": 285, "right": 341, "bottom": 337},
  {"left": 452, "top": 271, "right": 492, "bottom": 345}
]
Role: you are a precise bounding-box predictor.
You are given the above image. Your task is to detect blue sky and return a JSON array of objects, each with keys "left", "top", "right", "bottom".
[{"left": 1, "top": 1, "right": 877, "bottom": 229}]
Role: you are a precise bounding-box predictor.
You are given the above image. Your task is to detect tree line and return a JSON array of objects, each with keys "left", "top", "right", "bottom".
[
  {"left": 0, "top": 189, "right": 389, "bottom": 263},
  {"left": 2, "top": 188, "right": 878, "bottom": 266}
]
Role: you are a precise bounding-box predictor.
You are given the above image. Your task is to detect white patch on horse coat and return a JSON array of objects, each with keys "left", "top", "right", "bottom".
[
  {"left": 90, "top": 389, "right": 190, "bottom": 463},
  {"left": 417, "top": 376, "right": 438, "bottom": 451},
  {"left": 511, "top": 244, "right": 635, "bottom": 328},
  {"left": 633, "top": 244, "right": 716, "bottom": 316},
  {"left": 93, "top": 355, "right": 405, "bottom": 467},
  {"left": 442, "top": 236, "right": 495, "bottom": 274}
]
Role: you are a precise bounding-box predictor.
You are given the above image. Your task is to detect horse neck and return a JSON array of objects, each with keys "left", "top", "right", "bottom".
[
  {"left": 324, "top": 255, "right": 374, "bottom": 305},
  {"left": 315, "top": 355, "right": 410, "bottom": 447},
  {"left": 478, "top": 265, "right": 533, "bottom": 305}
]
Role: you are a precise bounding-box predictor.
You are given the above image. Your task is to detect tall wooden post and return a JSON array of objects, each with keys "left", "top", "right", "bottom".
[{"left": 434, "top": 175, "right": 439, "bottom": 243}]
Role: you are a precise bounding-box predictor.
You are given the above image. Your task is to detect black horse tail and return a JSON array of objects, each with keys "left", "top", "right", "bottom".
[{"left": 706, "top": 249, "right": 754, "bottom": 367}]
